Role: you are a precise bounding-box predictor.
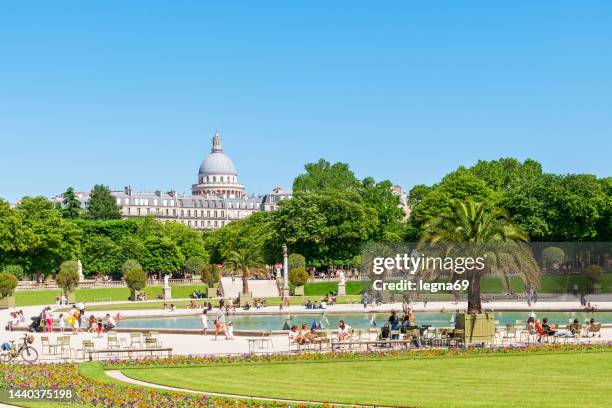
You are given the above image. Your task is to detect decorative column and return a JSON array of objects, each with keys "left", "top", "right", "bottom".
[{"left": 282, "top": 243, "right": 290, "bottom": 297}]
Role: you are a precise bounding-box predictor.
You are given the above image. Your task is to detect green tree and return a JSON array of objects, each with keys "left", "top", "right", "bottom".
[
  {"left": 201, "top": 264, "right": 220, "bottom": 287},
  {"left": 419, "top": 199, "right": 539, "bottom": 314},
  {"left": 184, "top": 256, "right": 207, "bottom": 277},
  {"left": 61, "top": 187, "right": 83, "bottom": 219},
  {"left": 360, "top": 177, "right": 404, "bottom": 241},
  {"left": 293, "top": 159, "right": 361, "bottom": 192},
  {"left": 17, "top": 197, "right": 82, "bottom": 278},
  {"left": 2, "top": 265, "right": 24, "bottom": 279},
  {"left": 0, "top": 199, "right": 35, "bottom": 267},
  {"left": 0, "top": 272, "right": 18, "bottom": 298},
  {"left": 81, "top": 235, "right": 121, "bottom": 277},
  {"left": 86, "top": 184, "right": 122, "bottom": 220},
  {"left": 56, "top": 260, "right": 80, "bottom": 295},
  {"left": 141, "top": 236, "right": 184, "bottom": 279},
  {"left": 122, "top": 259, "right": 147, "bottom": 294},
  {"left": 203, "top": 211, "right": 275, "bottom": 264},
  {"left": 225, "top": 248, "right": 263, "bottom": 295},
  {"left": 270, "top": 191, "right": 376, "bottom": 267},
  {"left": 163, "top": 222, "right": 209, "bottom": 264},
  {"left": 117, "top": 235, "right": 145, "bottom": 265},
  {"left": 407, "top": 168, "right": 497, "bottom": 240},
  {"left": 288, "top": 253, "right": 306, "bottom": 271}
]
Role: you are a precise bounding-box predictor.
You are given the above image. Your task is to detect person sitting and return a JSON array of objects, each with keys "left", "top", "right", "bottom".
[
  {"left": 189, "top": 300, "right": 197, "bottom": 309},
  {"left": 289, "top": 325, "right": 300, "bottom": 343},
  {"left": 103, "top": 314, "right": 116, "bottom": 331},
  {"left": 304, "top": 328, "right": 327, "bottom": 344},
  {"left": 380, "top": 322, "right": 391, "bottom": 340},
  {"left": 542, "top": 318, "right": 557, "bottom": 336},
  {"left": 338, "top": 320, "right": 351, "bottom": 342},
  {"left": 87, "top": 315, "right": 97, "bottom": 333},
  {"left": 297, "top": 323, "right": 310, "bottom": 344},
  {"left": 535, "top": 319, "right": 546, "bottom": 342},
  {"left": 305, "top": 299, "right": 313, "bottom": 309}
]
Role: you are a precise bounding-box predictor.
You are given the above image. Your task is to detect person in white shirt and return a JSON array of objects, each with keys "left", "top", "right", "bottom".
[
  {"left": 338, "top": 320, "right": 351, "bottom": 342},
  {"left": 103, "top": 314, "right": 116, "bottom": 331}
]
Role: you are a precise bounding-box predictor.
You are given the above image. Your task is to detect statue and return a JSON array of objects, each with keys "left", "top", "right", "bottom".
[
  {"left": 339, "top": 270, "right": 346, "bottom": 285},
  {"left": 163, "top": 274, "right": 170, "bottom": 289},
  {"left": 77, "top": 260, "right": 85, "bottom": 282}
]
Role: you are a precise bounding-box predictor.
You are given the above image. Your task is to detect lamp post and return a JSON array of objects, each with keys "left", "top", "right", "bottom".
[{"left": 282, "top": 243, "right": 290, "bottom": 297}]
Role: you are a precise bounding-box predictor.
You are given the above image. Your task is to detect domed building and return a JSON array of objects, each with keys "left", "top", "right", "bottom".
[
  {"left": 192, "top": 131, "right": 246, "bottom": 198},
  {"left": 53, "top": 130, "right": 293, "bottom": 231}
]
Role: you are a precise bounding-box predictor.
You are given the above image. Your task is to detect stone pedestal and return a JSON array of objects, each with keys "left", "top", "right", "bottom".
[
  {"left": 163, "top": 286, "right": 172, "bottom": 300},
  {"left": 338, "top": 283, "right": 346, "bottom": 296}
]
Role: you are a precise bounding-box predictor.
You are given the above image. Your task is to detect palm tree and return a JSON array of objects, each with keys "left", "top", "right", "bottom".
[
  {"left": 224, "top": 248, "right": 263, "bottom": 295},
  {"left": 419, "top": 199, "right": 539, "bottom": 314}
]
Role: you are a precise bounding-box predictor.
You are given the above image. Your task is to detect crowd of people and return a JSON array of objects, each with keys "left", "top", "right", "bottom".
[{"left": 29, "top": 303, "right": 119, "bottom": 335}]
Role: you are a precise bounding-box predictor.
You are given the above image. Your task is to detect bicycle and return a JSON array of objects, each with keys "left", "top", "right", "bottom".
[{"left": 0, "top": 334, "right": 39, "bottom": 364}]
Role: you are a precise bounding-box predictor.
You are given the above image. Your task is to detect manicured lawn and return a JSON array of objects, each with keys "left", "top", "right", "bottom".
[
  {"left": 14, "top": 285, "right": 208, "bottom": 307},
  {"left": 121, "top": 351, "right": 612, "bottom": 407},
  {"left": 304, "top": 280, "right": 369, "bottom": 296}
]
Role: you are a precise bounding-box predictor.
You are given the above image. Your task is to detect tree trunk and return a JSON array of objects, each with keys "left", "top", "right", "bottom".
[
  {"left": 467, "top": 271, "right": 482, "bottom": 314},
  {"left": 242, "top": 268, "right": 249, "bottom": 295}
]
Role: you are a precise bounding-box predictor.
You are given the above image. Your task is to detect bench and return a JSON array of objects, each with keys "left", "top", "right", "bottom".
[
  {"left": 86, "top": 347, "right": 172, "bottom": 361},
  {"left": 331, "top": 339, "right": 412, "bottom": 352}
]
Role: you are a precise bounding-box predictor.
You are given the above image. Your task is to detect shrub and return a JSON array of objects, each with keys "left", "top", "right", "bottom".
[
  {"left": 585, "top": 265, "right": 603, "bottom": 282},
  {"left": 2, "top": 264, "right": 24, "bottom": 279},
  {"left": 288, "top": 253, "right": 306, "bottom": 271},
  {"left": 0, "top": 272, "right": 18, "bottom": 298},
  {"left": 56, "top": 260, "right": 80, "bottom": 294},
  {"left": 289, "top": 267, "right": 309, "bottom": 287},
  {"left": 201, "top": 264, "right": 220, "bottom": 286},
  {"left": 542, "top": 247, "right": 565, "bottom": 270},
  {"left": 123, "top": 260, "right": 147, "bottom": 292}
]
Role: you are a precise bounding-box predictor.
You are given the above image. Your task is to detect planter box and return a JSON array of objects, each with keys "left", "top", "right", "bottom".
[
  {"left": 0, "top": 296, "right": 15, "bottom": 309},
  {"left": 455, "top": 312, "right": 496, "bottom": 344},
  {"left": 294, "top": 286, "right": 304, "bottom": 296}
]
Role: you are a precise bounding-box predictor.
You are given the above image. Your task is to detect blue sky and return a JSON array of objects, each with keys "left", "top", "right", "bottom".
[{"left": 1, "top": 1, "right": 610, "bottom": 201}]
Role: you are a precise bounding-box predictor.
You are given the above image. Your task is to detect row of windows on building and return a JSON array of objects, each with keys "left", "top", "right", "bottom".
[
  {"left": 125, "top": 207, "right": 228, "bottom": 218},
  {"left": 118, "top": 197, "right": 256, "bottom": 210},
  {"left": 199, "top": 175, "right": 238, "bottom": 184},
  {"left": 170, "top": 219, "right": 227, "bottom": 228}
]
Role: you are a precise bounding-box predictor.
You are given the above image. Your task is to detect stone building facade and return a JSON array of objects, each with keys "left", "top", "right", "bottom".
[{"left": 53, "top": 132, "right": 292, "bottom": 230}]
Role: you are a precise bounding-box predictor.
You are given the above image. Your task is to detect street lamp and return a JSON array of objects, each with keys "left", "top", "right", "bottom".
[{"left": 282, "top": 243, "right": 289, "bottom": 296}]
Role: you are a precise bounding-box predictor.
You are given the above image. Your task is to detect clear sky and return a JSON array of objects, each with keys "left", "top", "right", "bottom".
[{"left": 1, "top": 1, "right": 610, "bottom": 202}]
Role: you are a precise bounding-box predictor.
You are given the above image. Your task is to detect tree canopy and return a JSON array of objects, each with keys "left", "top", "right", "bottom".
[{"left": 86, "top": 184, "right": 122, "bottom": 220}]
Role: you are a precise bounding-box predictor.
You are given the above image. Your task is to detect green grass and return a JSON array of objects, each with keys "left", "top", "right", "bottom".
[
  {"left": 14, "top": 285, "right": 208, "bottom": 307},
  {"left": 121, "top": 351, "right": 612, "bottom": 407},
  {"left": 304, "top": 280, "right": 369, "bottom": 296}
]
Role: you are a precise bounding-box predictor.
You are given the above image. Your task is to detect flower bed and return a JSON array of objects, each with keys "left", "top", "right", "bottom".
[
  {"left": 0, "top": 363, "right": 321, "bottom": 407},
  {"left": 102, "top": 342, "right": 612, "bottom": 369}
]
